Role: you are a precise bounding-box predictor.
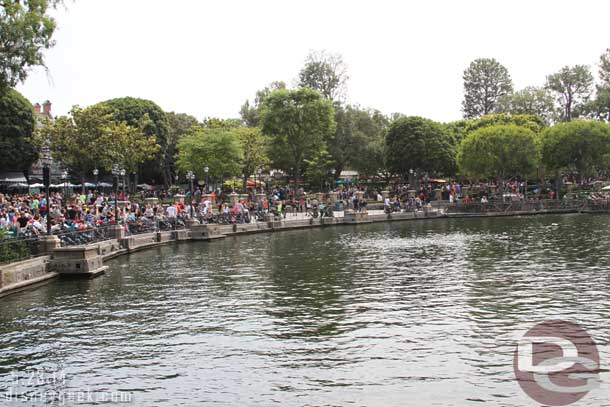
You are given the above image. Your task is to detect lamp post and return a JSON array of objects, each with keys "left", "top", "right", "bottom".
[
  {"left": 112, "top": 164, "right": 119, "bottom": 223},
  {"left": 330, "top": 168, "right": 336, "bottom": 192},
  {"left": 204, "top": 166, "right": 209, "bottom": 193},
  {"left": 257, "top": 167, "right": 263, "bottom": 194},
  {"left": 409, "top": 168, "right": 414, "bottom": 188},
  {"left": 120, "top": 168, "right": 126, "bottom": 200},
  {"left": 61, "top": 170, "right": 68, "bottom": 202},
  {"left": 41, "top": 149, "right": 52, "bottom": 235},
  {"left": 186, "top": 170, "right": 195, "bottom": 219},
  {"left": 93, "top": 168, "right": 99, "bottom": 194}
]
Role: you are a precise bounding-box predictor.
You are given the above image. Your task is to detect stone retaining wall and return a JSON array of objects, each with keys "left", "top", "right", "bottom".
[{"left": 0, "top": 256, "right": 57, "bottom": 298}]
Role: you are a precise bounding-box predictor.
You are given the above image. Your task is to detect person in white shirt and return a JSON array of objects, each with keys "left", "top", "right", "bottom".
[{"left": 166, "top": 205, "right": 177, "bottom": 218}]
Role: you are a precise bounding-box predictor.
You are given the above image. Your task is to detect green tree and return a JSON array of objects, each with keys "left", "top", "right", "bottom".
[
  {"left": 236, "top": 127, "right": 268, "bottom": 189},
  {"left": 99, "top": 97, "right": 171, "bottom": 185},
  {"left": 176, "top": 127, "right": 242, "bottom": 182},
  {"left": 589, "top": 49, "right": 610, "bottom": 122},
  {"left": 0, "top": 0, "right": 62, "bottom": 94},
  {"left": 166, "top": 112, "right": 199, "bottom": 176},
  {"left": 0, "top": 88, "right": 38, "bottom": 173},
  {"left": 239, "top": 81, "right": 286, "bottom": 127},
  {"left": 540, "top": 120, "right": 610, "bottom": 180},
  {"left": 462, "top": 58, "right": 513, "bottom": 118},
  {"left": 496, "top": 86, "right": 556, "bottom": 123},
  {"left": 353, "top": 135, "right": 393, "bottom": 184},
  {"left": 457, "top": 124, "right": 538, "bottom": 182},
  {"left": 40, "top": 105, "right": 158, "bottom": 187},
  {"left": 546, "top": 65, "right": 594, "bottom": 122},
  {"left": 298, "top": 50, "right": 348, "bottom": 101},
  {"left": 466, "top": 113, "right": 546, "bottom": 134},
  {"left": 260, "top": 87, "right": 336, "bottom": 181},
  {"left": 202, "top": 117, "right": 242, "bottom": 129},
  {"left": 303, "top": 148, "right": 335, "bottom": 189},
  {"left": 333, "top": 105, "right": 389, "bottom": 179},
  {"left": 385, "top": 116, "right": 455, "bottom": 179}
]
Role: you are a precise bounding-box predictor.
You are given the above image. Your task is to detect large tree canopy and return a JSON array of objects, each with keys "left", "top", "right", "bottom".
[
  {"left": 166, "top": 112, "right": 199, "bottom": 176},
  {"left": 98, "top": 97, "right": 170, "bottom": 185},
  {"left": 176, "top": 127, "right": 242, "bottom": 182},
  {"left": 457, "top": 124, "right": 538, "bottom": 180},
  {"left": 260, "top": 87, "right": 336, "bottom": 179},
  {"left": 466, "top": 113, "right": 546, "bottom": 134},
  {"left": 540, "top": 120, "right": 610, "bottom": 178},
  {"left": 0, "top": 88, "right": 37, "bottom": 172},
  {"left": 329, "top": 105, "right": 388, "bottom": 178},
  {"left": 0, "top": 0, "right": 62, "bottom": 94},
  {"left": 496, "top": 87, "right": 556, "bottom": 123},
  {"left": 546, "top": 65, "right": 593, "bottom": 122},
  {"left": 462, "top": 58, "right": 513, "bottom": 118},
  {"left": 385, "top": 116, "right": 455, "bottom": 178},
  {"left": 39, "top": 104, "right": 158, "bottom": 184},
  {"left": 589, "top": 49, "right": 610, "bottom": 122},
  {"left": 236, "top": 126, "right": 268, "bottom": 189},
  {"left": 297, "top": 50, "right": 348, "bottom": 101},
  {"left": 240, "top": 81, "right": 286, "bottom": 127}
]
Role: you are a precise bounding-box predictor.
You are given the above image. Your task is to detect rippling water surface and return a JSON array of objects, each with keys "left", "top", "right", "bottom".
[{"left": 1, "top": 214, "right": 610, "bottom": 406}]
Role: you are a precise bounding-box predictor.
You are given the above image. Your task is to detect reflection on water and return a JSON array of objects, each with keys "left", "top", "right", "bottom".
[{"left": 1, "top": 214, "right": 609, "bottom": 406}]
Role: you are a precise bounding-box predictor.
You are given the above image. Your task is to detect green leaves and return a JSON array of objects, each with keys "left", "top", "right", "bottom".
[
  {"left": 462, "top": 58, "right": 513, "bottom": 119},
  {"left": 40, "top": 104, "right": 158, "bottom": 179},
  {"left": 385, "top": 116, "right": 455, "bottom": 178},
  {"left": 260, "top": 87, "right": 336, "bottom": 177},
  {"left": 298, "top": 50, "right": 348, "bottom": 101},
  {"left": 0, "top": 88, "right": 37, "bottom": 171},
  {"left": 546, "top": 65, "right": 594, "bottom": 121},
  {"left": 99, "top": 97, "right": 171, "bottom": 185},
  {"left": 457, "top": 124, "right": 538, "bottom": 180},
  {"left": 540, "top": 120, "right": 610, "bottom": 177},
  {"left": 0, "top": 0, "right": 60, "bottom": 94},
  {"left": 496, "top": 87, "right": 556, "bottom": 124},
  {"left": 176, "top": 127, "right": 242, "bottom": 180}
]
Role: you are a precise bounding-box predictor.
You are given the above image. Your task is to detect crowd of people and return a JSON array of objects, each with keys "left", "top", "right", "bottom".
[
  {"left": 0, "top": 184, "right": 375, "bottom": 241},
  {"left": 1, "top": 177, "right": 598, "bottom": 241}
]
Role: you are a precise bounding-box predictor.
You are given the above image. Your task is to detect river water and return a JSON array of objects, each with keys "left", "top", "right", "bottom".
[{"left": 1, "top": 214, "right": 609, "bottom": 406}]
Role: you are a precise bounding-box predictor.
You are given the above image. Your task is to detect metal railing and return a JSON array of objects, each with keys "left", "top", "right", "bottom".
[
  {"left": 56, "top": 226, "right": 114, "bottom": 247},
  {"left": 0, "top": 237, "right": 40, "bottom": 264}
]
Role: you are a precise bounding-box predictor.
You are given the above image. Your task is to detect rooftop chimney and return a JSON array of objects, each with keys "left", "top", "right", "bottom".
[{"left": 42, "top": 100, "right": 52, "bottom": 116}]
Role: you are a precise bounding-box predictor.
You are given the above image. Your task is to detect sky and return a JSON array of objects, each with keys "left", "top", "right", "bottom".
[{"left": 15, "top": 0, "right": 610, "bottom": 123}]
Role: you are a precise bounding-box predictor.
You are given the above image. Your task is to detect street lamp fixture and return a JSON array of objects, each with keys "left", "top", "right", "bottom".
[
  {"left": 204, "top": 166, "right": 209, "bottom": 192},
  {"left": 111, "top": 164, "right": 120, "bottom": 223},
  {"left": 93, "top": 168, "right": 99, "bottom": 193},
  {"left": 186, "top": 170, "right": 195, "bottom": 219},
  {"left": 256, "top": 167, "right": 263, "bottom": 194},
  {"left": 61, "top": 170, "right": 68, "bottom": 201},
  {"left": 119, "top": 168, "right": 126, "bottom": 199},
  {"left": 41, "top": 149, "right": 52, "bottom": 235}
]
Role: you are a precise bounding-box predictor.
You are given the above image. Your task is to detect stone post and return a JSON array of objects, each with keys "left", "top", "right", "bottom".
[
  {"left": 111, "top": 225, "right": 125, "bottom": 240},
  {"left": 229, "top": 192, "right": 239, "bottom": 205},
  {"left": 329, "top": 191, "right": 339, "bottom": 204},
  {"left": 38, "top": 235, "right": 60, "bottom": 256}
]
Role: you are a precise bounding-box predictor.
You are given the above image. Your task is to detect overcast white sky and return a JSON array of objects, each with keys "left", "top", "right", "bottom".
[{"left": 15, "top": 0, "right": 610, "bottom": 122}]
